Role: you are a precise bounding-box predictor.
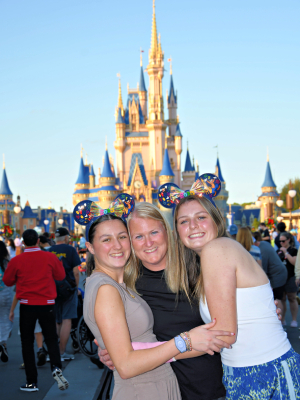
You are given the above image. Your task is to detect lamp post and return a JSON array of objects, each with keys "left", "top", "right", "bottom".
[{"left": 286, "top": 180, "right": 297, "bottom": 230}]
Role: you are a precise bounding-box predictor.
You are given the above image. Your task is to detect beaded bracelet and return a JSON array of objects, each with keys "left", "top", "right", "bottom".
[{"left": 179, "top": 331, "right": 192, "bottom": 351}]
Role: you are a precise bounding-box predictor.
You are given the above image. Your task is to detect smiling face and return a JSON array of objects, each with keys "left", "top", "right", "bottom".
[
  {"left": 176, "top": 199, "right": 218, "bottom": 253},
  {"left": 86, "top": 219, "right": 131, "bottom": 273},
  {"left": 129, "top": 216, "right": 168, "bottom": 271}
]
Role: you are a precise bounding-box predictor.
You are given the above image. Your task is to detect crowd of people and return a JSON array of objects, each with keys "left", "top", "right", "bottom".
[
  {"left": 0, "top": 186, "right": 300, "bottom": 399},
  {"left": 0, "top": 227, "right": 82, "bottom": 392}
]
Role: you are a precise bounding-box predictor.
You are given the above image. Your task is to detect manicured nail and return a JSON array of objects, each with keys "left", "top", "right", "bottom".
[
  {"left": 213, "top": 318, "right": 216, "bottom": 321},
  {"left": 231, "top": 333, "right": 235, "bottom": 335}
]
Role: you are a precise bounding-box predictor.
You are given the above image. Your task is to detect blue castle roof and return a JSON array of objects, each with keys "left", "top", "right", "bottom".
[
  {"left": 22, "top": 201, "right": 37, "bottom": 219},
  {"left": 0, "top": 168, "right": 13, "bottom": 196},
  {"left": 101, "top": 150, "right": 115, "bottom": 178},
  {"left": 127, "top": 153, "right": 148, "bottom": 186},
  {"left": 262, "top": 161, "right": 276, "bottom": 188},
  {"left": 89, "top": 164, "right": 95, "bottom": 176},
  {"left": 139, "top": 66, "right": 147, "bottom": 92},
  {"left": 160, "top": 149, "right": 174, "bottom": 176},
  {"left": 174, "top": 124, "right": 182, "bottom": 137},
  {"left": 116, "top": 107, "right": 124, "bottom": 123},
  {"left": 75, "top": 157, "right": 89, "bottom": 185},
  {"left": 168, "top": 75, "right": 177, "bottom": 104},
  {"left": 216, "top": 157, "right": 225, "bottom": 182},
  {"left": 184, "top": 149, "right": 193, "bottom": 172}
]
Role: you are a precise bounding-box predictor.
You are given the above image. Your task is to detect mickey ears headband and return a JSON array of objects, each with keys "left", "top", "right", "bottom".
[
  {"left": 73, "top": 193, "right": 135, "bottom": 226},
  {"left": 158, "top": 173, "right": 221, "bottom": 209}
]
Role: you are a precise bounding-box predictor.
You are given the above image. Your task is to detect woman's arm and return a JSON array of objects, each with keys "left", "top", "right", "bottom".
[
  {"left": 295, "top": 253, "right": 300, "bottom": 286},
  {"left": 95, "top": 285, "right": 234, "bottom": 379},
  {"left": 200, "top": 240, "right": 238, "bottom": 346},
  {"left": 9, "top": 294, "right": 18, "bottom": 321}
]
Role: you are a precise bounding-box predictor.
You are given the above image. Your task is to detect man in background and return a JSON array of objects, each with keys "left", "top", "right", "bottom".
[
  {"left": 49, "top": 228, "right": 80, "bottom": 361},
  {"left": 259, "top": 222, "right": 271, "bottom": 243}
]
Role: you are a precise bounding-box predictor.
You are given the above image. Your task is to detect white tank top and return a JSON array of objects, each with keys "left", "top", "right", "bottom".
[{"left": 200, "top": 282, "right": 291, "bottom": 367}]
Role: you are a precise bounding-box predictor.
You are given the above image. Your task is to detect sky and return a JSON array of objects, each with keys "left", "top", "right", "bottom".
[{"left": 0, "top": 0, "right": 299, "bottom": 211}]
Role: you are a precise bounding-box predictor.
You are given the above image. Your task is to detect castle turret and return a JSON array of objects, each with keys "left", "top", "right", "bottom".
[
  {"left": 258, "top": 153, "right": 279, "bottom": 221},
  {"left": 89, "top": 164, "right": 95, "bottom": 188},
  {"left": 214, "top": 156, "right": 229, "bottom": 217},
  {"left": 114, "top": 77, "right": 126, "bottom": 184},
  {"left": 72, "top": 148, "right": 90, "bottom": 205},
  {"left": 98, "top": 146, "right": 119, "bottom": 208},
  {"left": 0, "top": 156, "right": 14, "bottom": 225},
  {"left": 159, "top": 147, "right": 174, "bottom": 185},
  {"left": 146, "top": 0, "right": 166, "bottom": 180},
  {"left": 181, "top": 147, "right": 195, "bottom": 190},
  {"left": 139, "top": 54, "right": 147, "bottom": 119},
  {"left": 167, "top": 63, "right": 178, "bottom": 137}
]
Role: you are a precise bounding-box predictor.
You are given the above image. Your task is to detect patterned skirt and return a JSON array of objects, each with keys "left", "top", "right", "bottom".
[{"left": 222, "top": 348, "right": 300, "bottom": 399}]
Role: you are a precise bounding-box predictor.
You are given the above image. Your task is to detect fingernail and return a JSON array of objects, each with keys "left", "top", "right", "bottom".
[
  {"left": 231, "top": 333, "right": 235, "bottom": 335},
  {"left": 213, "top": 318, "right": 216, "bottom": 321}
]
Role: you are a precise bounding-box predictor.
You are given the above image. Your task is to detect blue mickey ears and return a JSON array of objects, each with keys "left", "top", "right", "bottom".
[{"left": 158, "top": 183, "right": 180, "bottom": 208}]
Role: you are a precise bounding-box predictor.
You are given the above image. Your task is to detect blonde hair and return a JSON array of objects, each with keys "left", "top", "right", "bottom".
[
  {"left": 173, "top": 195, "right": 228, "bottom": 300},
  {"left": 127, "top": 202, "right": 187, "bottom": 295},
  {"left": 236, "top": 227, "right": 253, "bottom": 252}
]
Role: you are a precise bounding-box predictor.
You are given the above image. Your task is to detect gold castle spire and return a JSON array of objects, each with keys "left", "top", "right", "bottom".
[
  {"left": 117, "top": 73, "right": 124, "bottom": 111},
  {"left": 150, "top": 0, "right": 158, "bottom": 58}
]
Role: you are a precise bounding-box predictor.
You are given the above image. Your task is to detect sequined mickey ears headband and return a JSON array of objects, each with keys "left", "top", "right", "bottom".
[
  {"left": 158, "top": 173, "right": 221, "bottom": 209},
  {"left": 73, "top": 193, "right": 135, "bottom": 226}
]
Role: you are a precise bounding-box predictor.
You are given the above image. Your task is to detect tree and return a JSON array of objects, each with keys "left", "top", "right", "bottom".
[
  {"left": 252, "top": 218, "right": 260, "bottom": 231},
  {"left": 280, "top": 178, "right": 300, "bottom": 211}
]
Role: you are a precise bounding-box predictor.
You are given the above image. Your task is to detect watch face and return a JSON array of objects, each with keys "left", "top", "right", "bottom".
[{"left": 134, "top": 180, "right": 142, "bottom": 189}]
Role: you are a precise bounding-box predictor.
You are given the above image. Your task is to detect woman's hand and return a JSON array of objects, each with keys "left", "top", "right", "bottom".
[
  {"left": 189, "top": 319, "right": 235, "bottom": 355},
  {"left": 94, "top": 339, "right": 115, "bottom": 370},
  {"left": 9, "top": 310, "right": 14, "bottom": 322},
  {"left": 274, "top": 300, "right": 282, "bottom": 320}
]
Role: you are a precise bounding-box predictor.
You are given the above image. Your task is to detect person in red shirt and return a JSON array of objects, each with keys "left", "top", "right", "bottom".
[{"left": 3, "top": 229, "right": 69, "bottom": 392}]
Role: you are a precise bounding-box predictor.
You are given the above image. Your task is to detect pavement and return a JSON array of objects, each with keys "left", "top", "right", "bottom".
[{"left": 1, "top": 284, "right": 300, "bottom": 400}]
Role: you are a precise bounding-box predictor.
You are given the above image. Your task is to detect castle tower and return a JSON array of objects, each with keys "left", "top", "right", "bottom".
[
  {"left": 114, "top": 77, "right": 126, "bottom": 185},
  {"left": 214, "top": 156, "right": 229, "bottom": 217},
  {"left": 181, "top": 147, "right": 195, "bottom": 190},
  {"left": 173, "top": 123, "right": 182, "bottom": 187},
  {"left": 89, "top": 164, "right": 95, "bottom": 188},
  {"left": 0, "top": 156, "right": 14, "bottom": 225},
  {"left": 258, "top": 154, "right": 279, "bottom": 221},
  {"left": 98, "top": 146, "right": 119, "bottom": 208},
  {"left": 139, "top": 54, "right": 148, "bottom": 119},
  {"left": 73, "top": 147, "right": 90, "bottom": 205},
  {"left": 146, "top": 0, "right": 167, "bottom": 179},
  {"left": 159, "top": 147, "right": 174, "bottom": 186},
  {"left": 167, "top": 63, "right": 177, "bottom": 137}
]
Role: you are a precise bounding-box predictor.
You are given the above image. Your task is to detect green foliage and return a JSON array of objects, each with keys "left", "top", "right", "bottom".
[
  {"left": 232, "top": 202, "right": 241, "bottom": 206},
  {"left": 280, "top": 178, "right": 300, "bottom": 211},
  {"left": 241, "top": 202, "right": 253, "bottom": 208},
  {"left": 252, "top": 218, "right": 260, "bottom": 230}
]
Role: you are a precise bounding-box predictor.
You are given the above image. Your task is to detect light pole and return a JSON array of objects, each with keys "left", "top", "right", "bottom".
[{"left": 286, "top": 180, "right": 297, "bottom": 230}]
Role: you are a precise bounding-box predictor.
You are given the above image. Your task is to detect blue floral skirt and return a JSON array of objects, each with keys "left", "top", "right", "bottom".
[{"left": 222, "top": 348, "right": 300, "bottom": 399}]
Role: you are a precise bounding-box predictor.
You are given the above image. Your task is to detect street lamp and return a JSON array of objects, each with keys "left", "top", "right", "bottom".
[
  {"left": 286, "top": 180, "right": 297, "bottom": 230},
  {"left": 277, "top": 216, "right": 283, "bottom": 222},
  {"left": 58, "top": 218, "right": 64, "bottom": 225},
  {"left": 44, "top": 219, "right": 49, "bottom": 225},
  {"left": 288, "top": 189, "right": 297, "bottom": 198},
  {"left": 14, "top": 205, "right": 21, "bottom": 214},
  {"left": 276, "top": 199, "right": 284, "bottom": 207}
]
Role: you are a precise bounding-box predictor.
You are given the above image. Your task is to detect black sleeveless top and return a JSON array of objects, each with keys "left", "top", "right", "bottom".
[{"left": 136, "top": 266, "right": 225, "bottom": 400}]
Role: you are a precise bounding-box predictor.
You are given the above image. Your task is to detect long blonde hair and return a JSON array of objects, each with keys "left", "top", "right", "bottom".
[
  {"left": 236, "top": 227, "right": 253, "bottom": 252},
  {"left": 127, "top": 202, "right": 188, "bottom": 295},
  {"left": 173, "top": 195, "right": 228, "bottom": 300}
]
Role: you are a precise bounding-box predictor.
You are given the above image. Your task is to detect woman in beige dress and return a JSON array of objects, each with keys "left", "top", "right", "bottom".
[{"left": 83, "top": 212, "right": 234, "bottom": 400}]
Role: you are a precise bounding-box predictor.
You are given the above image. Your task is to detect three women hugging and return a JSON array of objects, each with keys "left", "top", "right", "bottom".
[{"left": 73, "top": 174, "right": 300, "bottom": 400}]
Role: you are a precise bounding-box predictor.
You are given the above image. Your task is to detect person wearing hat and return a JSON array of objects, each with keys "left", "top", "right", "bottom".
[
  {"left": 48, "top": 228, "right": 81, "bottom": 361},
  {"left": 227, "top": 224, "right": 238, "bottom": 240}
]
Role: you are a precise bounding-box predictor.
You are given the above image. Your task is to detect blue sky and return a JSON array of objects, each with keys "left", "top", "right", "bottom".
[{"left": 1, "top": 0, "right": 299, "bottom": 210}]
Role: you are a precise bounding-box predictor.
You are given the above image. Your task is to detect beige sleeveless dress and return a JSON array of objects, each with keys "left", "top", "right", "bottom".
[{"left": 83, "top": 272, "right": 181, "bottom": 400}]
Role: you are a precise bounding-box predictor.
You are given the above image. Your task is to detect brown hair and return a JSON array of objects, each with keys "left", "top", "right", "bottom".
[
  {"left": 86, "top": 214, "right": 137, "bottom": 291},
  {"left": 253, "top": 231, "right": 262, "bottom": 241},
  {"left": 236, "top": 227, "right": 253, "bottom": 252},
  {"left": 280, "top": 232, "right": 295, "bottom": 248},
  {"left": 173, "top": 195, "right": 228, "bottom": 300}
]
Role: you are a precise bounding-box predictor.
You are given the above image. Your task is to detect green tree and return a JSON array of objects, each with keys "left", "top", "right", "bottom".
[
  {"left": 280, "top": 178, "right": 300, "bottom": 211},
  {"left": 252, "top": 218, "right": 260, "bottom": 231}
]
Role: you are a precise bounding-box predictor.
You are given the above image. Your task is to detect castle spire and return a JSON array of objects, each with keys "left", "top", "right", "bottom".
[
  {"left": 215, "top": 156, "right": 225, "bottom": 182},
  {"left": 150, "top": 0, "right": 158, "bottom": 58},
  {"left": 139, "top": 53, "right": 147, "bottom": 92},
  {"left": 160, "top": 148, "right": 174, "bottom": 177},
  {"left": 261, "top": 155, "right": 276, "bottom": 188},
  {"left": 117, "top": 73, "right": 124, "bottom": 111},
  {"left": 0, "top": 156, "right": 13, "bottom": 196},
  {"left": 184, "top": 148, "right": 193, "bottom": 172}
]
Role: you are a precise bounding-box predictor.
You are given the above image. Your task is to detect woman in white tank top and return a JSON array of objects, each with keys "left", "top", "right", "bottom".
[{"left": 158, "top": 174, "right": 300, "bottom": 400}]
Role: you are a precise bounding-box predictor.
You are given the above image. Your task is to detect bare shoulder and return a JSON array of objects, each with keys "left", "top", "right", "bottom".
[{"left": 201, "top": 237, "right": 239, "bottom": 257}]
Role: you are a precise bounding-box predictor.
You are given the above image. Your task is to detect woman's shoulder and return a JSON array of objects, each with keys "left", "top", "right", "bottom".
[{"left": 202, "top": 236, "right": 238, "bottom": 254}]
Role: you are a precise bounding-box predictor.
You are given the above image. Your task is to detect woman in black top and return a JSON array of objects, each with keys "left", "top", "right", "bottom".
[{"left": 276, "top": 232, "right": 298, "bottom": 327}]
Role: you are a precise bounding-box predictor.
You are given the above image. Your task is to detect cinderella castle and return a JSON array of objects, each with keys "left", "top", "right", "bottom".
[{"left": 72, "top": 1, "right": 230, "bottom": 218}]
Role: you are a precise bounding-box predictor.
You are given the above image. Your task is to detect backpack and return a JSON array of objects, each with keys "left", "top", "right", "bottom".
[{"left": 55, "top": 277, "right": 76, "bottom": 301}]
